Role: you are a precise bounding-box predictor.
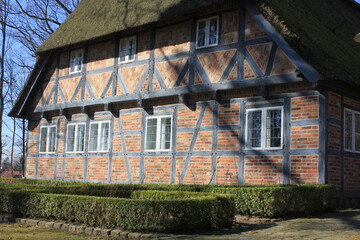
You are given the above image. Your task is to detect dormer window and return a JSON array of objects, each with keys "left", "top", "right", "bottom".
[
  {"left": 119, "top": 36, "right": 136, "bottom": 63},
  {"left": 196, "top": 16, "right": 219, "bottom": 49},
  {"left": 69, "top": 49, "right": 83, "bottom": 74}
]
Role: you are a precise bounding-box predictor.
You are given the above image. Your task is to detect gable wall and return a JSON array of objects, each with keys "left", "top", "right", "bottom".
[
  {"left": 25, "top": 5, "right": 326, "bottom": 186},
  {"left": 327, "top": 92, "right": 360, "bottom": 191},
  {"left": 30, "top": 7, "right": 297, "bottom": 110},
  {"left": 27, "top": 82, "right": 322, "bottom": 185}
]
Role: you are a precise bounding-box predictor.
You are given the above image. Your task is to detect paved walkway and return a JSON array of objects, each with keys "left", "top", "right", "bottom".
[{"left": 164, "top": 210, "right": 360, "bottom": 240}]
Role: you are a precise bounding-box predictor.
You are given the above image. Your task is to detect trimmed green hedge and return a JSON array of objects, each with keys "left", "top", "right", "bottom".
[
  {"left": 0, "top": 179, "right": 336, "bottom": 218},
  {"left": 0, "top": 190, "right": 234, "bottom": 232},
  {"left": 131, "top": 190, "right": 211, "bottom": 200},
  {"left": 210, "top": 185, "right": 336, "bottom": 217}
]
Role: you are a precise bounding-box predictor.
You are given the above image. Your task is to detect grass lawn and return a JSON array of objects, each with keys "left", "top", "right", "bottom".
[{"left": 0, "top": 224, "right": 106, "bottom": 240}]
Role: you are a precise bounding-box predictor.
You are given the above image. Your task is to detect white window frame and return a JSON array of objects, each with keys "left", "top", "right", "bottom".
[
  {"left": 39, "top": 126, "right": 57, "bottom": 154},
  {"left": 119, "top": 35, "right": 137, "bottom": 63},
  {"left": 69, "top": 49, "right": 83, "bottom": 74},
  {"left": 145, "top": 115, "right": 173, "bottom": 152},
  {"left": 88, "top": 121, "right": 110, "bottom": 153},
  {"left": 344, "top": 108, "right": 360, "bottom": 153},
  {"left": 196, "top": 16, "right": 219, "bottom": 49},
  {"left": 66, "top": 123, "right": 86, "bottom": 153},
  {"left": 245, "top": 106, "right": 284, "bottom": 150}
]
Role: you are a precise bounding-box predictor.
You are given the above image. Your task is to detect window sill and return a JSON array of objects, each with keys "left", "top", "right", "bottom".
[
  {"left": 145, "top": 149, "right": 172, "bottom": 152},
  {"left": 69, "top": 69, "right": 82, "bottom": 75},
  {"left": 344, "top": 149, "right": 360, "bottom": 154},
  {"left": 196, "top": 43, "right": 218, "bottom": 50},
  {"left": 245, "top": 147, "right": 283, "bottom": 151},
  {"left": 119, "top": 59, "right": 136, "bottom": 64}
]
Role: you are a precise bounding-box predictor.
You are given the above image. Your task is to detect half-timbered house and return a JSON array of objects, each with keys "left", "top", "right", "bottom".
[{"left": 9, "top": 0, "right": 360, "bottom": 198}]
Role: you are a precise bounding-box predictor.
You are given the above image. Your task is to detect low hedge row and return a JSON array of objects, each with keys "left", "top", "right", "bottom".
[
  {"left": 0, "top": 190, "right": 234, "bottom": 232},
  {"left": 0, "top": 179, "right": 336, "bottom": 217},
  {"left": 211, "top": 185, "right": 336, "bottom": 217},
  {"left": 131, "top": 190, "right": 211, "bottom": 200}
]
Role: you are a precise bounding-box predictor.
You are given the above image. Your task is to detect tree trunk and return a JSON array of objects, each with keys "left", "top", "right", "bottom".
[
  {"left": 10, "top": 116, "right": 15, "bottom": 178},
  {"left": 22, "top": 119, "right": 26, "bottom": 178},
  {"left": 0, "top": 0, "right": 8, "bottom": 171}
]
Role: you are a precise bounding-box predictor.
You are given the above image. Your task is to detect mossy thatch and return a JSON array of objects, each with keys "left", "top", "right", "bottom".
[
  {"left": 36, "top": 0, "right": 228, "bottom": 53},
  {"left": 36, "top": 0, "right": 360, "bottom": 84},
  {"left": 257, "top": 0, "right": 360, "bottom": 84}
]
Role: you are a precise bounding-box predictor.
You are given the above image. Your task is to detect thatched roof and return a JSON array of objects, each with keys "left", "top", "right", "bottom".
[
  {"left": 36, "top": 0, "right": 229, "bottom": 53},
  {"left": 257, "top": 0, "right": 360, "bottom": 84},
  {"left": 36, "top": 0, "right": 360, "bottom": 84},
  {"left": 9, "top": 0, "right": 360, "bottom": 118}
]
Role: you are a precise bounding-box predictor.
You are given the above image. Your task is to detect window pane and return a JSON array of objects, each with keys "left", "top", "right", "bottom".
[
  {"left": 100, "top": 122, "right": 109, "bottom": 151},
  {"left": 247, "top": 111, "right": 262, "bottom": 148},
  {"left": 89, "top": 123, "right": 98, "bottom": 151},
  {"left": 70, "top": 50, "right": 82, "bottom": 73},
  {"left": 266, "top": 109, "right": 281, "bottom": 148},
  {"left": 119, "top": 39, "right": 127, "bottom": 62},
  {"left": 40, "top": 128, "right": 48, "bottom": 152},
  {"left": 209, "top": 18, "right": 218, "bottom": 45},
  {"left": 197, "top": 21, "right": 206, "bottom": 47},
  {"left": 160, "top": 118, "right": 171, "bottom": 150},
  {"left": 345, "top": 111, "right": 353, "bottom": 150},
  {"left": 48, "top": 127, "right": 56, "bottom": 152},
  {"left": 146, "top": 118, "right": 157, "bottom": 150},
  {"left": 76, "top": 124, "right": 85, "bottom": 152},
  {"left": 76, "top": 52, "right": 83, "bottom": 72},
  {"left": 128, "top": 38, "right": 135, "bottom": 60},
  {"left": 67, "top": 125, "right": 75, "bottom": 152},
  {"left": 355, "top": 114, "right": 360, "bottom": 151}
]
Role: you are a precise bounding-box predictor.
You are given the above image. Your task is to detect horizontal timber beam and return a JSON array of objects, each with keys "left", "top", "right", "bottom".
[{"left": 33, "top": 73, "right": 302, "bottom": 114}]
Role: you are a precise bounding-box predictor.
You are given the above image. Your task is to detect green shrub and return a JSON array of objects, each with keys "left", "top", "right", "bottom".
[
  {"left": 131, "top": 190, "right": 211, "bottom": 200},
  {"left": 210, "top": 185, "right": 336, "bottom": 217},
  {"left": 0, "top": 190, "right": 234, "bottom": 232},
  {"left": 0, "top": 179, "right": 336, "bottom": 218}
]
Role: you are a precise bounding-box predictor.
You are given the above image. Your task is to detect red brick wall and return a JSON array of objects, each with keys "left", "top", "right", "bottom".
[
  {"left": 155, "top": 22, "right": 190, "bottom": 58},
  {"left": 64, "top": 158, "right": 84, "bottom": 180},
  {"left": 328, "top": 92, "right": 341, "bottom": 120},
  {"left": 144, "top": 157, "right": 171, "bottom": 183},
  {"left": 56, "top": 158, "right": 63, "bottom": 180},
  {"left": 342, "top": 95, "right": 360, "bottom": 190},
  {"left": 328, "top": 124, "right": 341, "bottom": 151},
  {"left": 245, "top": 156, "right": 283, "bottom": 185},
  {"left": 291, "top": 126, "right": 319, "bottom": 149},
  {"left": 327, "top": 92, "right": 360, "bottom": 191},
  {"left": 87, "top": 157, "right": 108, "bottom": 181},
  {"left": 176, "top": 156, "right": 212, "bottom": 184},
  {"left": 344, "top": 157, "right": 360, "bottom": 190},
  {"left": 26, "top": 157, "right": 36, "bottom": 178},
  {"left": 290, "top": 155, "right": 318, "bottom": 184},
  {"left": 24, "top": 4, "right": 335, "bottom": 187},
  {"left": 328, "top": 155, "right": 341, "bottom": 189},
  {"left": 217, "top": 131, "right": 239, "bottom": 151},
  {"left": 291, "top": 96, "right": 319, "bottom": 121},
  {"left": 26, "top": 91, "right": 326, "bottom": 186},
  {"left": 222, "top": 11, "right": 238, "bottom": 45},
  {"left": 37, "top": 157, "right": 55, "bottom": 179},
  {"left": 193, "top": 132, "right": 212, "bottom": 151},
  {"left": 128, "top": 157, "right": 140, "bottom": 183},
  {"left": 327, "top": 91, "right": 342, "bottom": 189},
  {"left": 112, "top": 157, "right": 128, "bottom": 182},
  {"left": 216, "top": 156, "right": 238, "bottom": 185},
  {"left": 218, "top": 103, "right": 240, "bottom": 125}
]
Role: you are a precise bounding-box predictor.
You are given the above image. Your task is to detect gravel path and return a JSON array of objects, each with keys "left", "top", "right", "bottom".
[{"left": 163, "top": 210, "right": 360, "bottom": 240}]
